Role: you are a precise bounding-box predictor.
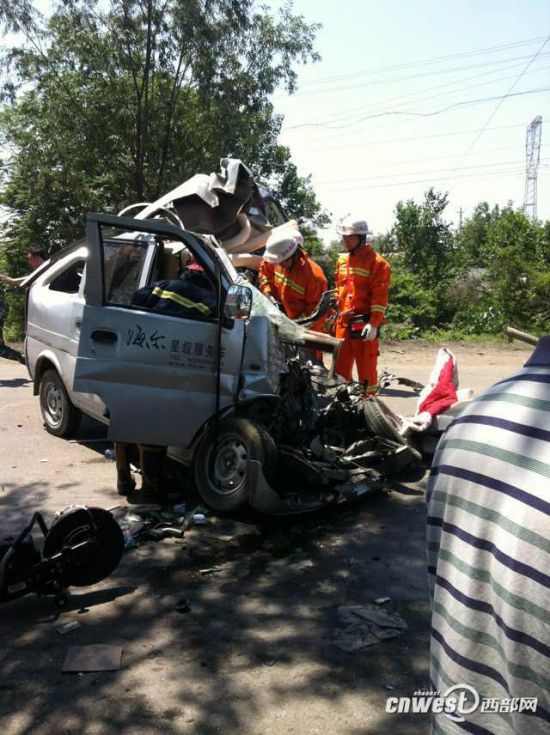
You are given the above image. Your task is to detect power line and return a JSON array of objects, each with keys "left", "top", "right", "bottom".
[
  {"left": 294, "top": 123, "right": 527, "bottom": 153},
  {"left": 290, "top": 59, "right": 550, "bottom": 130},
  {"left": 325, "top": 166, "right": 539, "bottom": 193},
  {"left": 276, "top": 50, "right": 550, "bottom": 101},
  {"left": 449, "top": 35, "right": 550, "bottom": 180},
  {"left": 283, "top": 35, "right": 549, "bottom": 90},
  {"left": 286, "top": 87, "right": 550, "bottom": 131},
  {"left": 314, "top": 144, "right": 550, "bottom": 181},
  {"left": 315, "top": 158, "right": 547, "bottom": 186}
]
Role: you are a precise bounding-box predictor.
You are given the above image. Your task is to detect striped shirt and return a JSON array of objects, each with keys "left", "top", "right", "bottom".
[{"left": 427, "top": 336, "right": 550, "bottom": 735}]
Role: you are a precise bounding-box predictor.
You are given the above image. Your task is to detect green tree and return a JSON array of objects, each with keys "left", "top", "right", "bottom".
[
  {"left": 391, "top": 188, "right": 455, "bottom": 327},
  {"left": 386, "top": 269, "right": 438, "bottom": 331},
  {"left": 454, "top": 201, "right": 504, "bottom": 267},
  {"left": 0, "top": 0, "right": 322, "bottom": 270},
  {"left": 393, "top": 188, "right": 454, "bottom": 282},
  {"left": 260, "top": 150, "right": 330, "bottom": 232},
  {"left": 484, "top": 209, "right": 548, "bottom": 331}
]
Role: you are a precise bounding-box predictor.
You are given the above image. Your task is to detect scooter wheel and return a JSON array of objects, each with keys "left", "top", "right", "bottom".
[{"left": 43, "top": 506, "right": 124, "bottom": 587}]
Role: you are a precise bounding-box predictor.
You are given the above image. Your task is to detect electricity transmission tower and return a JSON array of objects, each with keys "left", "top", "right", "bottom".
[{"left": 523, "top": 115, "right": 542, "bottom": 221}]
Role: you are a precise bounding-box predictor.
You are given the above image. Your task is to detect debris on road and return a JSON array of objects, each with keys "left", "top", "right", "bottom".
[
  {"left": 111, "top": 503, "right": 213, "bottom": 548},
  {"left": 175, "top": 598, "right": 191, "bottom": 614},
  {"left": 334, "top": 604, "right": 408, "bottom": 652},
  {"left": 62, "top": 644, "right": 122, "bottom": 673},
  {"left": 56, "top": 621, "right": 81, "bottom": 635}
]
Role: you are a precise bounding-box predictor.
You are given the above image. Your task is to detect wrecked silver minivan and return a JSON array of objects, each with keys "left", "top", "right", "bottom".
[
  {"left": 67, "top": 213, "right": 419, "bottom": 514},
  {"left": 26, "top": 160, "right": 421, "bottom": 514}
]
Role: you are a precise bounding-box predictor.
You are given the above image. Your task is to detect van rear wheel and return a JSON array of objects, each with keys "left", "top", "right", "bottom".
[
  {"left": 39, "top": 368, "right": 81, "bottom": 437},
  {"left": 193, "top": 418, "right": 275, "bottom": 511}
]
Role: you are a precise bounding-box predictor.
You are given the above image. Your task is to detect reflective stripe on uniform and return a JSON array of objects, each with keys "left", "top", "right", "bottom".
[
  {"left": 152, "top": 287, "right": 212, "bottom": 315},
  {"left": 274, "top": 272, "right": 306, "bottom": 295},
  {"left": 371, "top": 305, "right": 387, "bottom": 313},
  {"left": 348, "top": 267, "right": 371, "bottom": 278}
]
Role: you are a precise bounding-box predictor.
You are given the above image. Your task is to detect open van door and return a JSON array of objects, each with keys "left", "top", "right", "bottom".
[{"left": 73, "top": 214, "right": 244, "bottom": 446}]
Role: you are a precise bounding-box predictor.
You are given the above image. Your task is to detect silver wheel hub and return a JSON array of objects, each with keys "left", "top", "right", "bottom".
[
  {"left": 211, "top": 438, "right": 248, "bottom": 492},
  {"left": 45, "top": 383, "right": 63, "bottom": 425}
]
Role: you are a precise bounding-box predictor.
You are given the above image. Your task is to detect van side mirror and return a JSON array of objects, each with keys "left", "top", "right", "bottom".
[{"left": 224, "top": 284, "right": 252, "bottom": 321}]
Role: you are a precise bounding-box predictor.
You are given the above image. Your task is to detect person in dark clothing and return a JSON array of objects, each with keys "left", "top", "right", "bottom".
[{"left": 131, "top": 269, "right": 217, "bottom": 318}]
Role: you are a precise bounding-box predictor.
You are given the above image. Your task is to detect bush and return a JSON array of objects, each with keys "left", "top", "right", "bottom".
[{"left": 386, "top": 268, "right": 438, "bottom": 330}]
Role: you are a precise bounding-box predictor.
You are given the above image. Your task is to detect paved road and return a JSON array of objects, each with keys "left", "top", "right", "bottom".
[{"left": 0, "top": 341, "right": 533, "bottom": 734}]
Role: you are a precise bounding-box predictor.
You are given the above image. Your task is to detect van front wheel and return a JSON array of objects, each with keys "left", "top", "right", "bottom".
[
  {"left": 193, "top": 418, "right": 275, "bottom": 511},
  {"left": 39, "top": 368, "right": 81, "bottom": 437}
]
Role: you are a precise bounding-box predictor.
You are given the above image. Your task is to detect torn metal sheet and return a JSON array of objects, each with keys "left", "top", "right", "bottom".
[{"left": 134, "top": 158, "right": 285, "bottom": 242}]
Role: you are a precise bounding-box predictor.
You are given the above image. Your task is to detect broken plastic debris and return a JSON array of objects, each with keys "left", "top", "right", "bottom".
[
  {"left": 141, "top": 527, "right": 183, "bottom": 541},
  {"left": 57, "top": 621, "right": 81, "bottom": 635},
  {"left": 39, "top": 459, "right": 48, "bottom": 463},
  {"left": 192, "top": 513, "right": 207, "bottom": 525},
  {"left": 374, "top": 597, "right": 391, "bottom": 605}
]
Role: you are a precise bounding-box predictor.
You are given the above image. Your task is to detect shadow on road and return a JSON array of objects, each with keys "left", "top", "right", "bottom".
[
  {"left": 0, "top": 471, "right": 431, "bottom": 735},
  {"left": 0, "top": 377, "right": 32, "bottom": 388}
]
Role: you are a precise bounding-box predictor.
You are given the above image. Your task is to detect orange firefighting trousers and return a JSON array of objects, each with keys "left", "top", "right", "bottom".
[{"left": 335, "top": 337, "right": 379, "bottom": 391}]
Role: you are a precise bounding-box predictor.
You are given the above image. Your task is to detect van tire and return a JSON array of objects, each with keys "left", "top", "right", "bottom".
[
  {"left": 193, "top": 418, "right": 276, "bottom": 511},
  {"left": 39, "top": 368, "right": 81, "bottom": 437},
  {"left": 362, "top": 397, "right": 406, "bottom": 445}
]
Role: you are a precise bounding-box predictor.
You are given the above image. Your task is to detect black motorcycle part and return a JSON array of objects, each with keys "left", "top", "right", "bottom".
[{"left": 42, "top": 506, "right": 124, "bottom": 587}]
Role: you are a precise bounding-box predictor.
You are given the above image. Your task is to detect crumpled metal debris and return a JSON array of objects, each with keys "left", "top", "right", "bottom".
[
  {"left": 378, "top": 370, "right": 425, "bottom": 393},
  {"left": 334, "top": 604, "right": 408, "bottom": 652},
  {"left": 111, "top": 504, "right": 209, "bottom": 547},
  {"left": 238, "top": 355, "right": 422, "bottom": 508}
]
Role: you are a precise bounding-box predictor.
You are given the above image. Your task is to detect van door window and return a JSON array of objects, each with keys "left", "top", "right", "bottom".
[
  {"left": 103, "top": 238, "right": 153, "bottom": 306},
  {"left": 48, "top": 259, "right": 85, "bottom": 294},
  {"left": 99, "top": 230, "right": 218, "bottom": 321}
]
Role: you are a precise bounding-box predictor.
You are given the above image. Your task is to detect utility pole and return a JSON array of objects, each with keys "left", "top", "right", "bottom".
[
  {"left": 523, "top": 115, "right": 542, "bottom": 222},
  {"left": 458, "top": 207, "right": 463, "bottom": 229}
]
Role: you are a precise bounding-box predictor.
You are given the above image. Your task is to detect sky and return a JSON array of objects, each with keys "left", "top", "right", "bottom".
[
  {"left": 3, "top": 1, "right": 549, "bottom": 243},
  {"left": 268, "top": 0, "right": 550, "bottom": 241}
]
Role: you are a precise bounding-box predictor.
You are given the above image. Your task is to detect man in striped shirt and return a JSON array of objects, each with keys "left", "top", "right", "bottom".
[{"left": 427, "top": 336, "right": 550, "bottom": 734}]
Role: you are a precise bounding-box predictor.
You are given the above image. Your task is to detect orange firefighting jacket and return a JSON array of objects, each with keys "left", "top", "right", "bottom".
[
  {"left": 334, "top": 244, "right": 391, "bottom": 336},
  {"left": 258, "top": 261, "right": 276, "bottom": 296},
  {"left": 259, "top": 250, "right": 327, "bottom": 329}
]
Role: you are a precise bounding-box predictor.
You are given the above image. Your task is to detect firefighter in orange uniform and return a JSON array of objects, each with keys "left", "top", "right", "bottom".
[
  {"left": 334, "top": 215, "right": 391, "bottom": 395},
  {"left": 259, "top": 230, "right": 327, "bottom": 332},
  {"left": 258, "top": 260, "right": 276, "bottom": 299}
]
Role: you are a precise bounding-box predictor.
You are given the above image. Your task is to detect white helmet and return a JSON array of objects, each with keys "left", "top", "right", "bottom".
[
  {"left": 263, "top": 230, "right": 303, "bottom": 264},
  {"left": 337, "top": 214, "right": 369, "bottom": 236}
]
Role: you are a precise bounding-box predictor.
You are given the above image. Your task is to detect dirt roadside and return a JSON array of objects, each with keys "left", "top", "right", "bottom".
[{"left": 0, "top": 340, "right": 534, "bottom": 735}]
